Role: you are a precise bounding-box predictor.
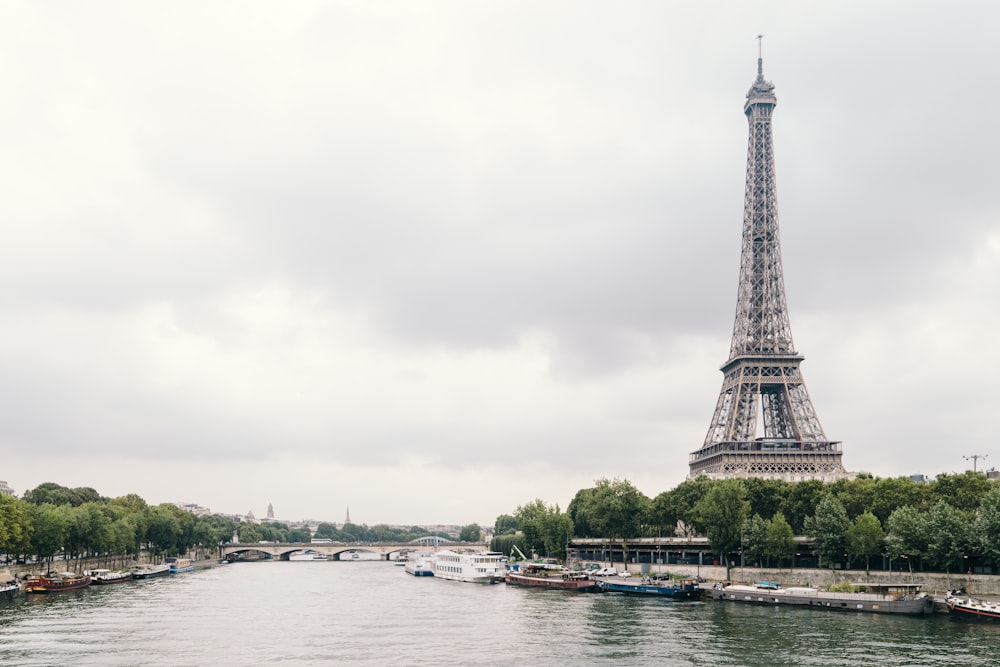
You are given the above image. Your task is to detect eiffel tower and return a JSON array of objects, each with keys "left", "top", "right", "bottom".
[{"left": 688, "top": 44, "right": 847, "bottom": 481}]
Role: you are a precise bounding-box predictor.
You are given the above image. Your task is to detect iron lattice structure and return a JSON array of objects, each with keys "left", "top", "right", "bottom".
[{"left": 688, "top": 55, "right": 847, "bottom": 481}]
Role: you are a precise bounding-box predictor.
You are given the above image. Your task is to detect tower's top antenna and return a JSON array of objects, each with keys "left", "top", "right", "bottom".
[{"left": 756, "top": 34, "right": 764, "bottom": 80}]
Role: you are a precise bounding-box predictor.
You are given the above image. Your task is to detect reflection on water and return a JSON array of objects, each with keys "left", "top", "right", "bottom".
[{"left": 0, "top": 564, "right": 996, "bottom": 666}]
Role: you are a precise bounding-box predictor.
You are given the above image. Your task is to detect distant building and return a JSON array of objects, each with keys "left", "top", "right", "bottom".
[
  {"left": 345, "top": 506, "right": 352, "bottom": 525},
  {"left": 987, "top": 468, "right": 999, "bottom": 481},
  {"left": 910, "top": 474, "right": 930, "bottom": 484},
  {"left": 0, "top": 480, "right": 14, "bottom": 496},
  {"left": 266, "top": 502, "right": 274, "bottom": 520},
  {"left": 175, "top": 502, "right": 211, "bottom": 516},
  {"left": 246, "top": 509, "right": 257, "bottom": 523}
]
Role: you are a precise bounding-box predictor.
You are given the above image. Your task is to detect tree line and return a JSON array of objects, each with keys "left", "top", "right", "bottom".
[
  {"left": 0, "top": 481, "right": 472, "bottom": 569},
  {"left": 1, "top": 482, "right": 239, "bottom": 570},
  {"left": 489, "top": 472, "right": 1000, "bottom": 577}
]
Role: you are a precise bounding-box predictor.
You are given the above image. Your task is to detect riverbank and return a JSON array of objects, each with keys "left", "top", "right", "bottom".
[
  {"left": 598, "top": 562, "right": 1000, "bottom": 596},
  {"left": 10, "top": 552, "right": 223, "bottom": 579}
]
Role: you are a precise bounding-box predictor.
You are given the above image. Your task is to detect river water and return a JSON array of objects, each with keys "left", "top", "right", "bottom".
[{"left": 0, "top": 561, "right": 996, "bottom": 666}]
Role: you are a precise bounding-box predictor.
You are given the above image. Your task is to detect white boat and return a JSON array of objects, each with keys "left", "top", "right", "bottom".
[
  {"left": 431, "top": 550, "right": 504, "bottom": 584},
  {"left": 87, "top": 568, "right": 133, "bottom": 584},
  {"left": 946, "top": 592, "right": 1000, "bottom": 622},
  {"left": 131, "top": 563, "right": 171, "bottom": 579},
  {"left": 404, "top": 553, "right": 436, "bottom": 577},
  {"left": 1, "top": 569, "right": 20, "bottom": 600}
]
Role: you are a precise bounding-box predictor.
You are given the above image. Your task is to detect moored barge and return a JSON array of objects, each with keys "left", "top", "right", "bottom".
[
  {"left": 707, "top": 581, "right": 933, "bottom": 615},
  {"left": 505, "top": 565, "right": 597, "bottom": 591},
  {"left": 24, "top": 572, "right": 92, "bottom": 594}
]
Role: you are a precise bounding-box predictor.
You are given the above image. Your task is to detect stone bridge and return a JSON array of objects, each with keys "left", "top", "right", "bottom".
[{"left": 220, "top": 538, "right": 486, "bottom": 562}]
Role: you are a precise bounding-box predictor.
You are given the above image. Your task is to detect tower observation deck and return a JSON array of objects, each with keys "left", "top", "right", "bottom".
[{"left": 688, "top": 48, "right": 847, "bottom": 482}]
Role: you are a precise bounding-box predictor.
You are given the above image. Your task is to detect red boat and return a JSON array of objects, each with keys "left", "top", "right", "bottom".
[
  {"left": 505, "top": 565, "right": 598, "bottom": 591},
  {"left": 24, "top": 572, "right": 92, "bottom": 593}
]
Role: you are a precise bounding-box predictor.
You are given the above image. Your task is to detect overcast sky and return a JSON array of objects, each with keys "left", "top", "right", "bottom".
[{"left": 1, "top": 2, "right": 997, "bottom": 526}]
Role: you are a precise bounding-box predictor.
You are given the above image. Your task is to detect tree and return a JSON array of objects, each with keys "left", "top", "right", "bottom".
[
  {"left": 846, "top": 511, "right": 885, "bottom": 574},
  {"left": 743, "top": 478, "right": 788, "bottom": 524},
  {"left": 567, "top": 487, "right": 598, "bottom": 538},
  {"left": 0, "top": 494, "right": 32, "bottom": 559},
  {"left": 693, "top": 479, "right": 749, "bottom": 579},
  {"left": 931, "top": 472, "right": 991, "bottom": 513},
  {"left": 648, "top": 477, "right": 713, "bottom": 537},
  {"left": 975, "top": 485, "right": 1000, "bottom": 570},
  {"left": 581, "top": 478, "right": 650, "bottom": 570},
  {"left": 459, "top": 524, "right": 481, "bottom": 542},
  {"left": 29, "top": 503, "right": 68, "bottom": 567},
  {"left": 514, "top": 499, "right": 548, "bottom": 557},
  {"left": 314, "top": 522, "right": 338, "bottom": 540},
  {"left": 741, "top": 514, "right": 768, "bottom": 567},
  {"left": 513, "top": 500, "right": 573, "bottom": 559},
  {"left": 925, "top": 501, "right": 970, "bottom": 574},
  {"left": 832, "top": 474, "right": 876, "bottom": 520},
  {"left": 885, "top": 505, "right": 928, "bottom": 573},
  {"left": 871, "top": 476, "right": 928, "bottom": 524},
  {"left": 23, "top": 482, "right": 102, "bottom": 507},
  {"left": 493, "top": 514, "right": 518, "bottom": 535},
  {"left": 146, "top": 504, "right": 182, "bottom": 555},
  {"left": 238, "top": 522, "right": 262, "bottom": 544},
  {"left": 764, "top": 512, "right": 796, "bottom": 569},
  {"left": 779, "top": 480, "right": 827, "bottom": 534},
  {"left": 804, "top": 494, "right": 849, "bottom": 569},
  {"left": 537, "top": 509, "right": 573, "bottom": 560}
]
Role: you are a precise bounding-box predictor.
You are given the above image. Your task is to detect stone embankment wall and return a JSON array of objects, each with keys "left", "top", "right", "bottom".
[{"left": 610, "top": 563, "right": 1000, "bottom": 596}]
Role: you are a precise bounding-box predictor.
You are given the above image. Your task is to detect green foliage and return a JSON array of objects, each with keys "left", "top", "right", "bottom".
[
  {"left": 238, "top": 522, "right": 262, "bottom": 544},
  {"left": 29, "top": 503, "right": 68, "bottom": 564},
  {"left": 925, "top": 500, "right": 971, "bottom": 573},
  {"left": 828, "top": 581, "right": 863, "bottom": 593},
  {"left": 579, "top": 478, "right": 650, "bottom": 558},
  {"left": 831, "top": 475, "right": 876, "bottom": 520},
  {"left": 930, "top": 472, "right": 991, "bottom": 513},
  {"left": 459, "top": 524, "right": 481, "bottom": 542},
  {"left": 649, "top": 477, "right": 713, "bottom": 537},
  {"left": 0, "top": 494, "right": 32, "bottom": 557},
  {"left": 490, "top": 532, "right": 528, "bottom": 559},
  {"left": 764, "top": 512, "right": 796, "bottom": 568},
  {"left": 846, "top": 511, "right": 885, "bottom": 572},
  {"left": 779, "top": 480, "right": 826, "bottom": 534},
  {"left": 512, "top": 499, "right": 573, "bottom": 559},
  {"left": 975, "top": 485, "right": 1000, "bottom": 569},
  {"left": 693, "top": 479, "right": 749, "bottom": 576},
  {"left": 566, "top": 488, "right": 597, "bottom": 538},
  {"left": 744, "top": 478, "right": 788, "bottom": 524},
  {"left": 741, "top": 514, "right": 768, "bottom": 567},
  {"left": 493, "top": 514, "right": 518, "bottom": 535},
  {"left": 885, "top": 505, "right": 927, "bottom": 571},
  {"left": 871, "top": 477, "right": 928, "bottom": 523},
  {"left": 23, "top": 482, "right": 104, "bottom": 507},
  {"left": 804, "top": 494, "right": 849, "bottom": 568}
]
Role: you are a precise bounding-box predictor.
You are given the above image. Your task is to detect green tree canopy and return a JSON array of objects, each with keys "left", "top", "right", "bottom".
[
  {"left": 741, "top": 514, "right": 768, "bottom": 567},
  {"left": 459, "top": 524, "right": 481, "bottom": 542},
  {"left": 885, "top": 505, "right": 928, "bottom": 572},
  {"left": 764, "top": 512, "right": 796, "bottom": 569},
  {"left": 925, "top": 500, "right": 971, "bottom": 573},
  {"left": 846, "top": 511, "right": 885, "bottom": 573},
  {"left": 975, "top": 485, "right": 1000, "bottom": 570},
  {"left": 693, "top": 479, "right": 749, "bottom": 578},
  {"left": 805, "top": 493, "right": 850, "bottom": 568},
  {"left": 930, "top": 472, "right": 991, "bottom": 513}
]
